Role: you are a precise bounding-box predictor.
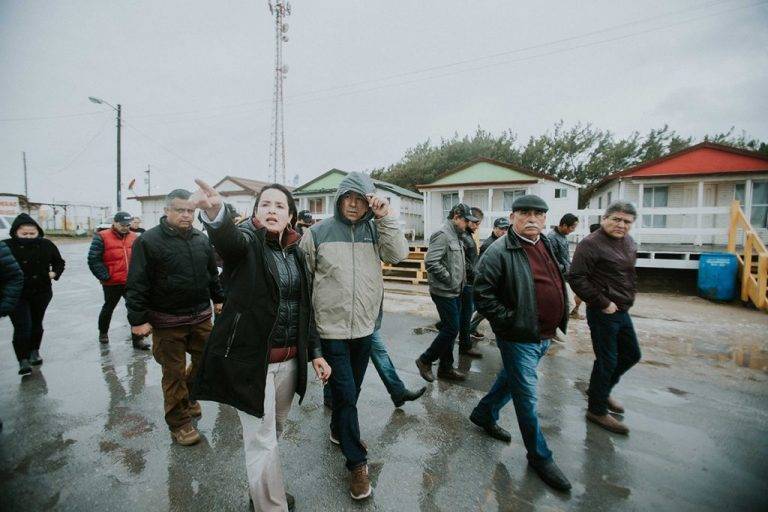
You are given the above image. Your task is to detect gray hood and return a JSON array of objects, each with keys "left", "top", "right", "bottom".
[{"left": 334, "top": 172, "right": 376, "bottom": 225}]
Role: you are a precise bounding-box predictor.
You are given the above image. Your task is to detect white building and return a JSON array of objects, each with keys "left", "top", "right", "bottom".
[
  {"left": 580, "top": 142, "right": 768, "bottom": 247},
  {"left": 292, "top": 169, "right": 424, "bottom": 239},
  {"left": 129, "top": 176, "right": 290, "bottom": 228},
  {"left": 417, "top": 158, "right": 580, "bottom": 239}
]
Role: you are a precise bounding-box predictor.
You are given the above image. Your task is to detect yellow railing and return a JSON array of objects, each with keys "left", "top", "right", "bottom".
[{"left": 727, "top": 200, "right": 768, "bottom": 311}]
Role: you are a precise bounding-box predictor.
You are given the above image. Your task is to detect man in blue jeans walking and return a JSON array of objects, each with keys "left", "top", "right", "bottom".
[
  {"left": 323, "top": 328, "right": 426, "bottom": 408},
  {"left": 300, "top": 172, "right": 408, "bottom": 500},
  {"left": 470, "top": 194, "right": 571, "bottom": 492},
  {"left": 416, "top": 203, "right": 479, "bottom": 383}
]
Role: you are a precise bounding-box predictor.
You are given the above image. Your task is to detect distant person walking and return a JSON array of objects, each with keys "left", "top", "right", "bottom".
[
  {"left": 469, "top": 216, "right": 509, "bottom": 337},
  {"left": 88, "top": 212, "right": 145, "bottom": 348},
  {"left": 547, "top": 213, "right": 582, "bottom": 321},
  {"left": 126, "top": 189, "right": 224, "bottom": 446},
  {"left": 130, "top": 217, "right": 146, "bottom": 234},
  {"left": 569, "top": 201, "right": 640, "bottom": 435},
  {"left": 4, "top": 214, "right": 65, "bottom": 375},
  {"left": 416, "top": 203, "right": 478, "bottom": 383}
]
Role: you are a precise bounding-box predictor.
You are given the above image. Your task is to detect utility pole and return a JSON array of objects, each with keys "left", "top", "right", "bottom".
[
  {"left": 267, "top": 1, "right": 291, "bottom": 184},
  {"left": 22, "top": 151, "right": 29, "bottom": 199},
  {"left": 145, "top": 164, "right": 151, "bottom": 196},
  {"left": 116, "top": 104, "right": 122, "bottom": 210}
]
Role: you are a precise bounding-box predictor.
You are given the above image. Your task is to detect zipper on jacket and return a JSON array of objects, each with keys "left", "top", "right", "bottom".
[
  {"left": 350, "top": 224, "right": 356, "bottom": 339},
  {"left": 224, "top": 312, "right": 242, "bottom": 357}
]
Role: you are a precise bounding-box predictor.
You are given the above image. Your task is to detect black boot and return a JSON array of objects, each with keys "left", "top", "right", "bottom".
[
  {"left": 286, "top": 492, "right": 295, "bottom": 511},
  {"left": 99, "top": 332, "right": 109, "bottom": 344},
  {"left": 393, "top": 387, "right": 426, "bottom": 408},
  {"left": 29, "top": 350, "right": 43, "bottom": 366},
  {"left": 18, "top": 359, "right": 32, "bottom": 376},
  {"left": 528, "top": 459, "right": 572, "bottom": 492},
  {"left": 469, "top": 411, "right": 511, "bottom": 443}
]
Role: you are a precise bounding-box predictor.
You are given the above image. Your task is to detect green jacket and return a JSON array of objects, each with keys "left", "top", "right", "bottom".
[{"left": 299, "top": 172, "right": 408, "bottom": 339}]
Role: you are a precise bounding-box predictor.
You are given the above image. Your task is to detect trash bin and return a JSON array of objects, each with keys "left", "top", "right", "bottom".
[{"left": 698, "top": 252, "right": 739, "bottom": 301}]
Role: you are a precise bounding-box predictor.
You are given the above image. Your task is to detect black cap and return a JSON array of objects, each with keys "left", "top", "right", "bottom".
[
  {"left": 511, "top": 194, "right": 549, "bottom": 213},
  {"left": 450, "top": 203, "right": 480, "bottom": 223},
  {"left": 114, "top": 211, "right": 133, "bottom": 225},
  {"left": 493, "top": 217, "right": 510, "bottom": 229},
  {"left": 298, "top": 210, "right": 313, "bottom": 223}
]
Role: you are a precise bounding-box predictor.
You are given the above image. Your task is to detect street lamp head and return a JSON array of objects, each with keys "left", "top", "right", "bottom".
[{"left": 88, "top": 96, "right": 104, "bottom": 104}]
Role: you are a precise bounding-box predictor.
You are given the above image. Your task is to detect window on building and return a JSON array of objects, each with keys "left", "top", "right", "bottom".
[
  {"left": 555, "top": 188, "right": 567, "bottom": 198},
  {"left": 607, "top": 191, "right": 612, "bottom": 204},
  {"left": 735, "top": 183, "right": 746, "bottom": 205},
  {"left": 502, "top": 190, "right": 526, "bottom": 211},
  {"left": 751, "top": 181, "right": 768, "bottom": 229},
  {"left": 642, "top": 185, "right": 668, "bottom": 228},
  {"left": 442, "top": 192, "right": 459, "bottom": 219},
  {"left": 309, "top": 197, "right": 325, "bottom": 214},
  {"left": 598, "top": 196, "right": 603, "bottom": 209}
]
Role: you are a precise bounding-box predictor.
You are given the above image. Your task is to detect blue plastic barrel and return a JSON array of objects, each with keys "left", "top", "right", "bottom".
[{"left": 698, "top": 252, "right": 738, "bottom": 301}]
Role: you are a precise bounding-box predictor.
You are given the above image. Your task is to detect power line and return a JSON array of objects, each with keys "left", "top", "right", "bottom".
[
  {"left": 45, "top": 114, "right": 112, "bottom": 177},
  {"left": 0, "top": 110, "right": 105, "bottom": 122}
]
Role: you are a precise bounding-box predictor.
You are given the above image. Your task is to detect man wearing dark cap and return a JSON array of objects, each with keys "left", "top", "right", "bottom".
[
  {"left": 88, "top": 211, "right": 146, "bottom": 348},
  {"left": 470, "top": 194, "right": 571, "bottom": 492},
  {"left": 295, "top": 210, "right": 314, "bottom": 236},
  {"left": 469, "top": 217, "right": 510, "bottom": 337},
  {"left": 416, "top": 203, "right": 479, "bottom": 383}
]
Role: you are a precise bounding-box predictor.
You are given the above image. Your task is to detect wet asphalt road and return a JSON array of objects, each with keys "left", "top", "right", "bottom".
[{"left": 1, "top": 241, "right": 767, "bottom": 511}]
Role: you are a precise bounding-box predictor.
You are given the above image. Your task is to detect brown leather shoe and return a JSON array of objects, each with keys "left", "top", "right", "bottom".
[
  {"left": 415, "top": 358, "right": 435, "bottom": 382},
  {"left": 171, "top": 424, "right": 202, "bottom": 446},
  {"left": 189, "top": 400, "right": 202, "bottom": 418},
  {"left": 437, "top": 367, "right": 467, "bottom": 381},
  {"left": 349, "top": 464, "right": 372, "bottom": 500},
  {"left": 607, "top": 396, "right": 625, "bottom": 414},
  {"left": 586, "top": 412, "right": 629, "bottom": 435}
]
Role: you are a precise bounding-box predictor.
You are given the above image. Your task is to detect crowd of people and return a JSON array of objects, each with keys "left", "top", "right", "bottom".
[{"left": 0, "top": 172, "right": 642, "bottom": 511}]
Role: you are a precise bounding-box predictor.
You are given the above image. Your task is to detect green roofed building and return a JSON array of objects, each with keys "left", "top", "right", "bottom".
[
  {"left": 293, "top": 169, "right": 423, "bottom": 238},
  {"left": 417, "top": 157, "right": 580, "bottom": 239}
]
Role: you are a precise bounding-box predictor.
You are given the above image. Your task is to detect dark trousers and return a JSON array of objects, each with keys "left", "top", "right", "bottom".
[
  {"left": 586, "top": 308, "right": 642, "bottom": 415},
  {"left": 98, "top": 284, "right": 126, "bottom": 333},
  {"left": 322, "top": 336, "right": 372, "bottom": 470},
  {"left": 9, "top": 291, "right": 53, "bottom": 362},
  {"left": 458, "top": 285, "right": 474, "bottom": 350},
  {"left": 420, "top": 294, "right": 461, "bottom": 371},
  {"left": 152, "top": 320, "right": 211, "bottom": 429}
]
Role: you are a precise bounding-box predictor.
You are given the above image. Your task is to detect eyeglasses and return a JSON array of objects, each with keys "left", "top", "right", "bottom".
[{"left": 607, "top": 216, "right": 634, "bottom": 225}]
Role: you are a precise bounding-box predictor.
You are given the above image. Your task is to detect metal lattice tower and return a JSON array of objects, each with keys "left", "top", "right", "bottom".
[{"left": 268, "top": 1, "right": 290, "bottom": 184}]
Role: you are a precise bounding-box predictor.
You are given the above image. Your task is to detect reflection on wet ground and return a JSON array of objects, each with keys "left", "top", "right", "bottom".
[{"left": 0, "top": 242, "right": 767, "bottom": 511}]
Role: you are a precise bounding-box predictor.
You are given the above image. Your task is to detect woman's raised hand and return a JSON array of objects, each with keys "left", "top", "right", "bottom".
[{"left": 192, "top": 179, "right": 223, "bottom": 219}]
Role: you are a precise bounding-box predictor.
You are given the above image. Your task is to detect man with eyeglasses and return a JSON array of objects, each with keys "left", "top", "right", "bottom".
[
  {"left": 469, "top": 194, "right": 571, "bottom": 492},
  {"left": 569, "top": 201, "right": 640, "bottom": 436},
  {"left": 126, "top": 189, "right": 224, "bottom": 446}
]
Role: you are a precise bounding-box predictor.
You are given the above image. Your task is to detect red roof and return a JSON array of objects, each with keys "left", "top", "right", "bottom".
[{"left": 606, "top": 143, "right": 768, "bottom": 182}]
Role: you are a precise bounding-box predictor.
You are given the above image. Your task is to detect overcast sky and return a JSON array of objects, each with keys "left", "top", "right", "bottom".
[{"left": 1, "top": 0, "right": 766, "bottom": 213}]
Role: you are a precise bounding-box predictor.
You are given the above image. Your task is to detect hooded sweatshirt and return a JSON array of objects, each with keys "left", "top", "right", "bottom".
[
  {"left": 299, "top": 172, "right": 409, "bottom": 339},
  {"left": 3, "top": 213, "right": 65, "bottom": 298}
]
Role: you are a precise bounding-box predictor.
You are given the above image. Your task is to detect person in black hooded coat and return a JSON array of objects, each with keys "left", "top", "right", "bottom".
[{"left": 3, "top": 213, "right": 65, "bottom": 375}]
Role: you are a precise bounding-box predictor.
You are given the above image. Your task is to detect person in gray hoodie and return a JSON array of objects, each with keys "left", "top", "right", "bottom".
[
  {"left": 299, "top": 172, "right": 408, "bottom": 500},
  {"left": 415, "top": 203, "right": 479, "bottom": 383}
]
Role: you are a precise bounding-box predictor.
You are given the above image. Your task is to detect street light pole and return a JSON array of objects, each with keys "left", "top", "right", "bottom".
[
  {"left": 88, "top": 96, "right": 122, "bottom": 211},
  {"left": 116, "top": 104, "right": 121, "bottom": 210}
]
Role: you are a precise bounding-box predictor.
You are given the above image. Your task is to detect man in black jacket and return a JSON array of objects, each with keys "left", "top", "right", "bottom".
[
  {"left": 469, "top": 217, "right": 509, "bottom": 337},
  {"left": 126, "top": 189, "right": 224, "bottom": 446},
  {"left": 470, "top": 195, "right": 571, "bottom": 492},
  {"left": 0, "top": 241, "right": 23, "bottom": 318},
  {"left": 569, "top": 201, "right": 640, "bottom": 435}
]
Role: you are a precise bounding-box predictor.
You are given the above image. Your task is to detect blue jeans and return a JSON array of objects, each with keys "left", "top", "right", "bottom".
[
  {"left": 321, "top": 336, "right": 372, "bottom": 470},
  {"left": 323, "top": 329, "right": 406, "bottom": 405},
  {"left": 472, "top": 339, "right": 553, "bottom": 462},
  {"left": 420, "top": 294, "right": 461, "bottom": 370},
  {"left": 586, "top": 308, "right": 641, "bottom": 415},
  {"left": 458, "top": 285, "right": 474, "bottom": 350}
]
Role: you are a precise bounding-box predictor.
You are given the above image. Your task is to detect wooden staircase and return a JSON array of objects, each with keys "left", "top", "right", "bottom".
[
  {"left": 382, "top": 245, "right": 428, "bottom": 285},
  {"left": 727, "top": 200, "right": 768, "bottom": 312}
]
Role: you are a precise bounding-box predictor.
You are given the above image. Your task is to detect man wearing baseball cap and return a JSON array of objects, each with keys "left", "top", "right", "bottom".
[
  {"left": 470, "top": 194, "right": 571, "bottom": 492},
  {"left": 416, "top": 203, "right": 479, "bottom": 383},
  {"left": 469, "top": 217, "right": 510, "bottom": 337},
  {"left": 295, "top": 210, "right": 314, "bottom": 236},
  {"left": 87, "top": 211, "right": 146, "bottom": 348}
]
